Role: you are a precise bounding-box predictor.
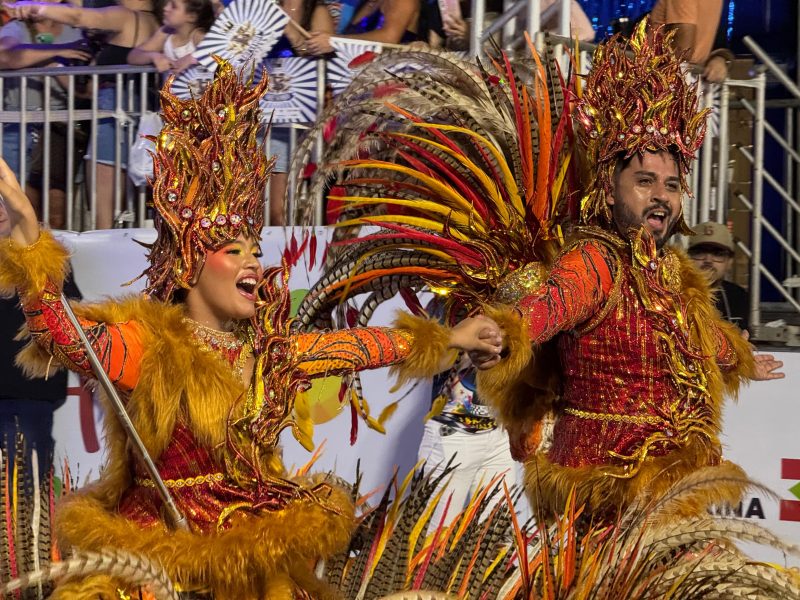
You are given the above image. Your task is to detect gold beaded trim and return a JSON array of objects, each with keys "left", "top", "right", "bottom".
[
  {"left": 134, "top": 472, "right": 225, "bottom": 489},
  {"left": 564, "top": 407, "right": 663, "bottom": 426}
]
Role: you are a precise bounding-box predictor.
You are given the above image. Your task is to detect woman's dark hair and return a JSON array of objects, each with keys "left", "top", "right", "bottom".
[
  {"left": 183, "top": 0, "right": 216, "bottom": 31},
  {"left": 149, "top": 0, "right": 167, "bottom": 24}
]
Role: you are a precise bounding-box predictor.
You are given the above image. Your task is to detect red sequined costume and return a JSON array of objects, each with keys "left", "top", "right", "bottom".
[
  {"left": 0, "top": 61, "right": 456, "bottom": 599},
  {"left": 482, "top": 226, "right": 754, "bottom": 518},
  {"left": 0, "top": 232, "right": 447, "bottom": 599}
]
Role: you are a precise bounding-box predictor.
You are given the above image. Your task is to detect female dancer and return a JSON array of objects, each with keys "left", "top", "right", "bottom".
[{"left": 0, "top": 61, "right": 501, "bottom": 599}]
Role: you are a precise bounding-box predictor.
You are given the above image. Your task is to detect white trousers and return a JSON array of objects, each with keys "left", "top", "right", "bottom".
[{"left": 416, "top": 420, "right": 522, "bottom": 529}]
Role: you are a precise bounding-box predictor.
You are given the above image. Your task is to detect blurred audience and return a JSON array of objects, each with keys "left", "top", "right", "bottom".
[
  {"left": 4, "top": 0, "right": 163, "bottom": 229},
  {"left": 304, "top": 0, "right": 421, "bottom": 55},
  {"left": 439, "top": 0, "right": 594, "bottom": 51},
  {"left": 0, "top": 0, "right": 92, "bottom": 229},
  {"left": 128, "top": 0, "right": 213, "bottom": 75}
]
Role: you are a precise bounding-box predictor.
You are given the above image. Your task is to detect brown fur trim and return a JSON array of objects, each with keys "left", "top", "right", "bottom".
[
  {"left": 677, "top": 250, "right": 755, "bottom": 406},
  {"left": 525, "top": 435, "right": 746, "bottom": 521},
  {"left": 49, "top": 574, "right": 123, "bottom": 600},
  {"left": 390, "top": 312, "right": 455, "bottom": 386},
  {"left": 0, "top": 230, "right": 69, "bottom": 302},
  {"left": 55, "top": 486, "right": 355, "bottom": 599},
  {"left": 476, "top": 307, "right": 558, "bottom": 427}
]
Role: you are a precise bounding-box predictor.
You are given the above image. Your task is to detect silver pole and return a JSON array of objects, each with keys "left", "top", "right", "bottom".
[
  {"left": 470, "top": 0, "right": 486, "bottom": 58},
  {"left": 528, "top": 0, "right": 541, "bottom": 47},
  {"left": 715, "top": 82, "right": 730, "bottom": 223},
  {"left": 43, "top": 78, "right": 52, "bottom": 226},
  {"left": 743, "top": 36, "right": 800, "bottom": 100},
  {"left": 749, "top": 73, "right": 766, "bottom": 335},
  {"left": 66, "top": 75, "right": 75, "bottom": 232},
  {"left": 113, "top": 74, "right": 124, "bottom": 227},
  {"left": 58, "top": 295, "right": 188, "bottom": 530},
  {"left": 785, "top": 107, "right": 795, "bottom": 285},
  {"left": 558, "top": 0, "right": 569, "bottom": 37},
  {"left": 698, "top": 83, "right": 714, "bottom": 223},
  {"left": 90, "top": 74, "right": 99, "bottom": 230}
]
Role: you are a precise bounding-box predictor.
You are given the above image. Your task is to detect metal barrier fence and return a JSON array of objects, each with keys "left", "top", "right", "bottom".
[
  {"left": 2, "top": 18, "right": 797, "bottom": 337},
  {"left": 0, "top": 63, "right": 316, "bottom": 229}
]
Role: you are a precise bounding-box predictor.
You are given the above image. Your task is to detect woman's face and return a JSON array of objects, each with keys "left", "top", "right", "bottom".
[
  {"left": 163, "top": 0, "right": 194, "bottom": 28},
  {"left": 186, "top": 233, "right": 264, "bottom": 326}
]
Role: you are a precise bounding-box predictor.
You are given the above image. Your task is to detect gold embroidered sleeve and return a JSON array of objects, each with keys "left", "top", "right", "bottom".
[{"left": 291, "top": 327, "right": 413, "bottom": 377}]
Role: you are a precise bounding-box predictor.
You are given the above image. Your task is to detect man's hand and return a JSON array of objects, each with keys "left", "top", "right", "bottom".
[
  {"left": 752, "top": 353, "right": 785, "bottom": 381},
  {"left": 449, "top": 315, "right": 503, "bottom": 363},
  {"left": 703, "top": 55, "right": 729, "bottom": 84}
]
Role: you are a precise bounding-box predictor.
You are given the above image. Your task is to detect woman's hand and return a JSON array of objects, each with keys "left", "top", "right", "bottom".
[
  {"left": 152, "top": 52, "right": 174, "bottom": 73},
  {"left": 171, "top": 53, "right": 197, "bottom": 74},
  {"left": 305, "top": 31, "right": 333, "bottom": 55},
  {"left": 448, "top": 315, "right": 503, "bottom": 369},
  {"left": 0, "top": 158, "right": 40, "bottom": 246},
  {"left": 2, "top": 1, "right": 46, "bottom": 21}
]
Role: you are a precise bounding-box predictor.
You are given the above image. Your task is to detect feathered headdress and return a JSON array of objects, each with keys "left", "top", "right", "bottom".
[
  {"left": 141, "top": 58, "right": 274, "bottom": 301},
  {"left": 292, "top": 44, "right": 577, "bottom": 331},
  {"left": 575, "top": 20, "right": 708, "bottom": 233}
]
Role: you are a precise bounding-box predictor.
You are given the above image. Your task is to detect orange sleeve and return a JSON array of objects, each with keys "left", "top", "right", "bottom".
[
  {"left": 21, "top": 280, "right": 143, "bottom": 392},
  {"left": 291, "top": 327, "right": 413, "bottom": 377},
  {"left": 518, "top": 240, "right": 617, "bottom": 343},
  {"left": 650, "top": 0, "right": 698, "bottom": 25}
]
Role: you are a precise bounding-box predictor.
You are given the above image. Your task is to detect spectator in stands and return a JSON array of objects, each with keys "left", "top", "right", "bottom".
[
  {"left": 4, "top": 0, "right": 163, "bottom": 230},
  {"left": 257, "top": 0, "right": 337, "bottom": 225},
  {"left": 0, "top": 197, "right": 82, "bottom": 475},
  {"left": 649, "top": 0, "right": 733, "bottom": 83},
  {"left": 0, "top": 0, "right": 91, "bottom": 229},
  {"left": 437, "top": 0, "right": 594, "bottom": 51},
  {"left": 688, "top": 221, "right": 749, "bottom": 331},
  {"left": 302, "top": 0, "right": 421, "bottom": 54},
  {"left": 127, "top": 0, "right": 213, "bottom": 75}
]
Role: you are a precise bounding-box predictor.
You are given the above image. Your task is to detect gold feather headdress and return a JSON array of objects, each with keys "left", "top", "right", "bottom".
[
  {"left": 142, "top": 58, "right": 274, "bottom": 301},
  {"left": 575, "top": 19, "right": 708, "bottom": 233}
]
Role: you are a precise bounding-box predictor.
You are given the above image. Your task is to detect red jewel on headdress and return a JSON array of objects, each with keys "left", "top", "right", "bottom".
[
  {"left": 215, "top": 214, "right": 228, "bottom": 226},
  {"left": 200, "top": 216, "right": 212, "bottom": 228},
  {"left": 181, "top": 207, "right": 193, "bottom": 220},
  {"left": 632, "top": 125, "right": 642, "bottom": 134},
  {"left": 215, "top": 105, "right": 227, "bottom": 121}
]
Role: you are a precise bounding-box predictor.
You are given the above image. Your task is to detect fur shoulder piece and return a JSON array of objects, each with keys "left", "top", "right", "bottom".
[
  {"left": 676, "top": 249, "right": 756, "bottom": 395},
  {"left": 0, "top": 230, "right": 70, "bottom": 302}
]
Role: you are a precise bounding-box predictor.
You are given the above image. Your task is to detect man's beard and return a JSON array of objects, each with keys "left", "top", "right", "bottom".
[{"left": 611, "top": 201, "right": 676, "bottom": 250}]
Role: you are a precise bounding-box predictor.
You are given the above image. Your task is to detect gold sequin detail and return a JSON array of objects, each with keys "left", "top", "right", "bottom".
[
  {"left": 135, "top": 472, "right": 225, "bottom": 489},
  {"left": 564, "top": 407, "right": 664, "bottom": 426}
]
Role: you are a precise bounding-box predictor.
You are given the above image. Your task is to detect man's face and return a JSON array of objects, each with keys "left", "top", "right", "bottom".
[
  {"left": 607, "top": 151, "right": 682, "bottom": 249},
  {"left": 688, "top": 244, "right": 733, "bottom": 286},
  {"left": 0, "top": 200, "right": 10, "bottom": 239}
]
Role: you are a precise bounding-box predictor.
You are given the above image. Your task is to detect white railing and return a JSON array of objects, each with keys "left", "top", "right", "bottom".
[{"left": 0, "top": 63, "right": 317, "bottom": 229}]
